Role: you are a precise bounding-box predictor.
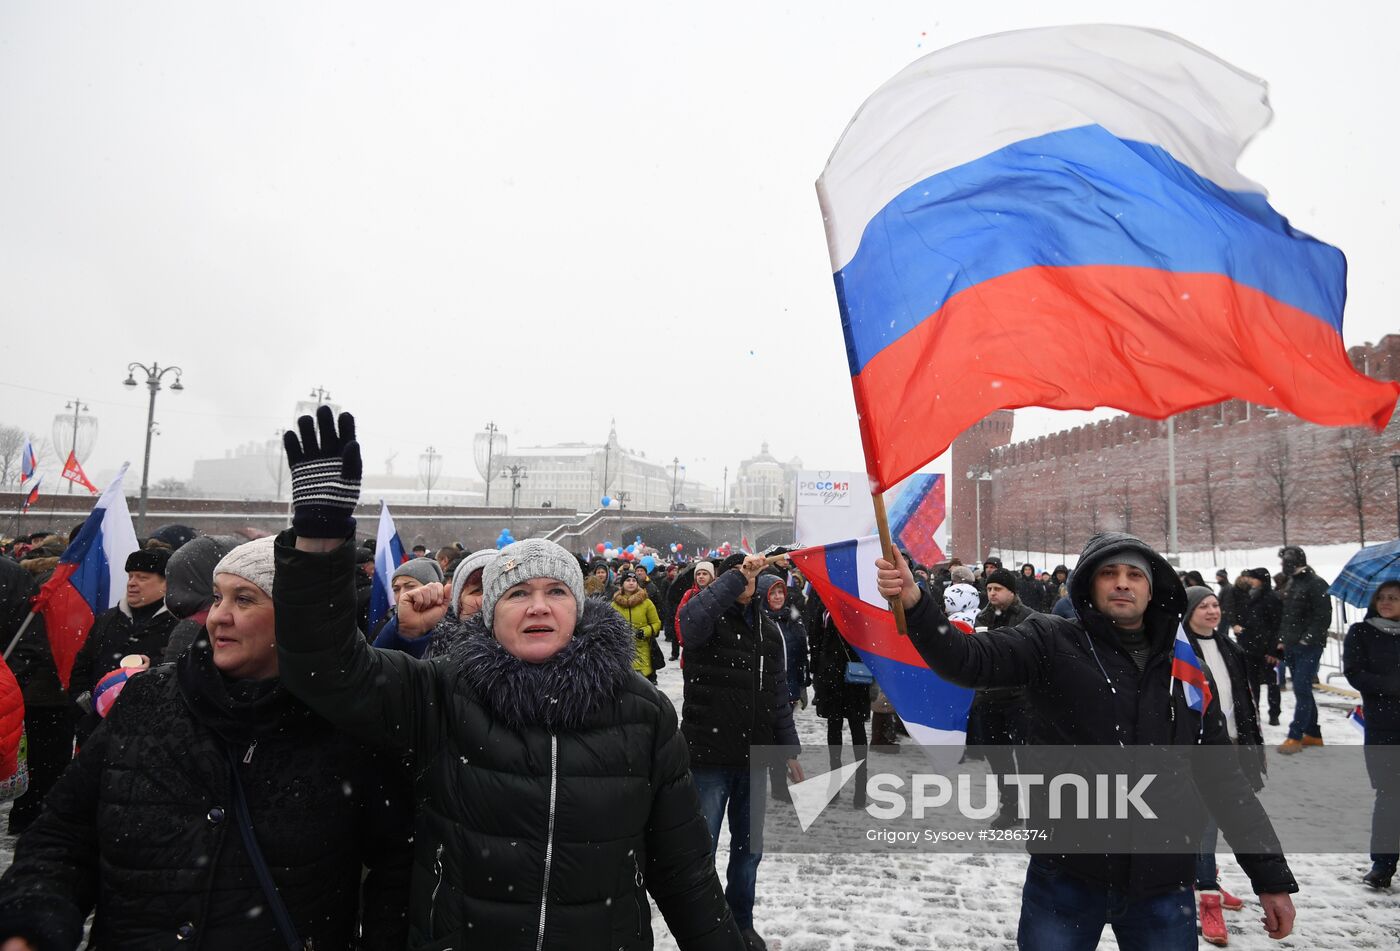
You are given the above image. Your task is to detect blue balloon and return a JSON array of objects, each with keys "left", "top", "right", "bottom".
[
  {"left": 641, "top": 555, "right": 656, "bottom": 572},
  {"left": 601, "top": 496, "right": 612, "bottom": 508}
]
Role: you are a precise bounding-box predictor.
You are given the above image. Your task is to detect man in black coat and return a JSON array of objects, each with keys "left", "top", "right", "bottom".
[
  {"left": 877, "top": 531, "right": 1298, "bottom": 947},
  {"left": 1015, "top": 562, "right": 1049, "bottom": 613},
  {"left": 679, "top": 553, "right": 803, "bottom": 951},
  {"left": 973, "top": 567, "right": 1039, "bottom": 827},
  {"left": 67, "top": 549, "right": 180, "bottom": 746},
  {"left": 1276, "top": 545, "right": 1333, "bottom": 754}
]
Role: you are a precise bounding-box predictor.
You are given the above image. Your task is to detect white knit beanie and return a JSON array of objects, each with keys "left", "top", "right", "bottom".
[{"left": 212, "top": 536, "right": 276, "bottom": 598}]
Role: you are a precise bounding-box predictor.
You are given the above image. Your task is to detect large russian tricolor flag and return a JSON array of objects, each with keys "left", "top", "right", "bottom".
[
  {"left": 817, "top": 25, "right": 1399, "bottom": 491},
  {"left": 791, "top": 536, "right": 974, "bottom": 753},
  {"left": 30, "top": 465, "right": 138, "bottom": 689},
  {"left": 369, "top": 501, "right": 407, "bottom": 632}
]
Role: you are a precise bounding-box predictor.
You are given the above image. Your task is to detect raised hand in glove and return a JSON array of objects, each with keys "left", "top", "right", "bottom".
[{"left": 284, "top": 406, "right": 362, "bottom": 539}]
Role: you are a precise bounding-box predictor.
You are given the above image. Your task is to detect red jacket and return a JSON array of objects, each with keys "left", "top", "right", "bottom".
[{"left": 0, "top": 656, "right": 26, "bottom": 788}]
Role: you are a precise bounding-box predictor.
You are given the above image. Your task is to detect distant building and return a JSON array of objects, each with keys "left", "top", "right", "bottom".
[
  {"left": 188, "top": 438, "right": 487, "bottom": 505},
  {"left": 485, "top": 422, "right": 713, "bottom": 512},
  {"left": 731, "top": 443, "right": 801, "bottom": 516}
]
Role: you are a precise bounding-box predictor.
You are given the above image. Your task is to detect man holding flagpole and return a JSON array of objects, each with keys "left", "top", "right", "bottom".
[{"left": 876, "top": 531, "right": 1298, "bottom": 949}]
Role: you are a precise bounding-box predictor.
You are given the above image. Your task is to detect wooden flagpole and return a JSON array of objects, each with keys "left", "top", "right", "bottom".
[{"left": 871, "top": 490, "right": 909, "bottom": 636}]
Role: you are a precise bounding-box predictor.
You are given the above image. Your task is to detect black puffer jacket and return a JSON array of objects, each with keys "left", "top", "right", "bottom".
[
  {"left": 272, "top": 532, "right": 745, "bottom": 951},
  {"left": 1279, "top": 566, "right": 1333, "bottom": 649},
  {"left": 1232, "top": 583, "right": 1283, "bottom": 658},
  {"left": 0, "top": 640, "right": 413, "bottom": 950},
  {"left": 905, "top": 531, "right": 1296, "bottom": 899},
  {"left": 1344, "top": 619, "right": 1400, "bottom": 736},
  {"left": 679, "top": 569, "right": 799, "bottom": 766}
]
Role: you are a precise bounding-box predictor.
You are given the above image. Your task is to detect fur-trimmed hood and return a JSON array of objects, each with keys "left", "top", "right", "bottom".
[{"left": 445, "top": 595, "right": 637, "bottom": 730}]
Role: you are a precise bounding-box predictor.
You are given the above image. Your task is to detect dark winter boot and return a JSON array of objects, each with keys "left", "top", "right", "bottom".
[
  {"left": 1363, "top": 863, "right": 1395, "bottom": 889},
  {"left": 870, "top": 712, "right": 901, "bottom": 752}
]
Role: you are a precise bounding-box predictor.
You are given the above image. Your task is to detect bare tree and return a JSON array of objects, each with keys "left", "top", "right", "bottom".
[
  {"left": 1258, "top": 432, "right": 1297, "bottom": 545},
  {"left": 1333, "top": 428, "right": 1385, "bottom": 545},
  {"left": 1118, "top": 487, "right": 1134, "bottom": 535},
  {"left": 1156, "top": 482, "right": 1171, "bottom": 550},
  {"left": 1198, "top": 459, "right": 1225, "bottom": 554},
  {"left": 1087, "top": 493, "right": 1100, "bottom": 534},
  {"left": 0, "top": 425, "right": 24, "bottom": 487},
  {"left": 1057, "top": 500, "right": 1070, "bottom": 562}
]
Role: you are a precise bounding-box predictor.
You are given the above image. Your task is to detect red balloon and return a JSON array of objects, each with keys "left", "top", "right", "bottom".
[{"left": 595, "top": 543, "right": 606, "bottom": 553}]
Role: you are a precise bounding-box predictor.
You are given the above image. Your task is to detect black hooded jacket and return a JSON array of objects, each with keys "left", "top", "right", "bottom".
[
  {"left": 0, "top": 558, "right": 63, "bottom": 710},
  {"left": 271, "top": 532, "right": 745, "bottom": 951},
  {"left": 679, "top": 569, "right": 800, "bottom": 767},
  {"left": 0, "top": 639, "right": 413, "bottom": 950},
  {"left": 159, "top": 535, "right": 241, "bottom": 665},
  {"left": 904, "top": 531, "right": 1296, "bottom": 899}
]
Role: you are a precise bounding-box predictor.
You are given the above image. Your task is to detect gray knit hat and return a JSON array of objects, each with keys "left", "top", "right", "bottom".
[
  {"left": 1094, "top": 551, "right": 1154, "bottom": 596},
  {"left": 1184, "top": 586, "right": 1218, "bottom": 629},
  {"left": 212, "top": 536, "right": 276, "bottom": 598},
  {"left": 450, "top": 548, "right": 498, "bottom": 615},
  {"left": 481, "top": 539, "right": 584, "bottom": 629},
  {"left": 392, "top": 557, "right": 444, "bottom": 586}
]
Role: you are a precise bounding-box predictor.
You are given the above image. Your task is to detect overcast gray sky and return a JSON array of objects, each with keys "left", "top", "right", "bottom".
[{"left": 3, "top": 1, "right": 1396, "bottom": 494}]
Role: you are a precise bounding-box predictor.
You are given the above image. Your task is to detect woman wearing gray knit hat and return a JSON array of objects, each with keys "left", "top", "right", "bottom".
[
  {"left": 372, "top": 548, "right": 498, "bottom": 659},
  {"left": 273, "top": 407, "right": 744, "bottom": 951}
]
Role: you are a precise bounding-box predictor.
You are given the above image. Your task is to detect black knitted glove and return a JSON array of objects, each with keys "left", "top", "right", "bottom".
[{"left": 283, "top": 406, "right": 362, "bottom": 538}]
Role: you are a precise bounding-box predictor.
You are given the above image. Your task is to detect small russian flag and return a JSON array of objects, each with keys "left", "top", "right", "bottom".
[
  {"left": 19, "top": 440, "right": 37, "bottom": 483},
  {"left": 1348, "top": 705, "right": 1366, "bottom": 738},
  {"left": 1171, "top": 624, "right": 1213, "bottom": 715},
  {"left": 20, "top": 474, "right": 43, "bottom": 514}
]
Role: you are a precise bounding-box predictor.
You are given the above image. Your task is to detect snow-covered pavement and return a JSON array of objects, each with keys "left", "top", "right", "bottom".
[{"left": 651, "top": 662, "right": 1400, "bottom": 950}]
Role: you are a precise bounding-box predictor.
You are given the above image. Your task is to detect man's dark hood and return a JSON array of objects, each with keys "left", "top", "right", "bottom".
[
  {"left": 1069, "top": 532, "right": 1185, "bottom": 642},
  {"left": 164, "top": 535, "right": 242, "bottom": 619}
]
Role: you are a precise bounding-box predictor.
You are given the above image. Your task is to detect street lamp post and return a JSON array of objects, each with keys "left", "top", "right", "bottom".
[
  {"left": 967, "top": 469, "right": 993, "bottom": 562},
  {"left": 500, "top": 464, "right": 527, "bottom": 534},
  {"left": 61, "top": 399, "right": 90, "bottom": 494},
  {"left": 123, "top": 362, "right": 184, "bottom": 536},
  {"left": 1391, "top": 452, "right": 1400, "bottom": 538},
  {"left": 420, "top": 446, "right": 442, "bottom": 506},
  {"left": 670, "top": 457, "right": 680, "bottom": 510},
  {"left": 483, "top": 421, "right": 499, "bottom": 506}
]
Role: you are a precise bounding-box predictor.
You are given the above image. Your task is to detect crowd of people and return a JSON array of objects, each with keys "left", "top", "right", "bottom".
[{"left": 0, "top": 407, "right": 1392, "bottom": 950}]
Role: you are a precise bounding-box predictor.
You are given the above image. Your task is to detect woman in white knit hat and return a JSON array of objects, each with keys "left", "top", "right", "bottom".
[{"left": 0, "top": 535, "right": 413, "bottom": 950}]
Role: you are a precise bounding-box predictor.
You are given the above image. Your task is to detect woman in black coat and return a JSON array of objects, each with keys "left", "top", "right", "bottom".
[
  {"left": 1343, "top": 580, "right": 1400, "bottom": 889},
  {"left": 271, "top": 408, "right": 744, "bottom": 951},
  {"left": 1231, "top": 567, "right": 1284, "bottom": 726},
  {"left": 806, "top": 588, "right": 870, "bottom": 807},
  {"left": 0, "top": 536, "right": 413, "bottom": 951}
]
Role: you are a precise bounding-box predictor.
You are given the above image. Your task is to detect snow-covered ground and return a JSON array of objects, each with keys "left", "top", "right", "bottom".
[
  {"left": 0, "top": 659, "right": 1394, "bottom": 948},
  {"left": 651, "top": 662, "right": 1400, "bottom": 950}
]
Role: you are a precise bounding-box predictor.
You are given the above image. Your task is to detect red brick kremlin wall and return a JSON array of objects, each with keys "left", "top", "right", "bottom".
[{"left": 948, "top": 334, "right": 1400, "bottom": 561}]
